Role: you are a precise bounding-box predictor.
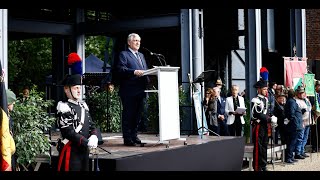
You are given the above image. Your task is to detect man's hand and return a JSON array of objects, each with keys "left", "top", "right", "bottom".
[
  {"left": 134, "top": 70, "right": 144, "bottom": 77},
  {"left": 270, "top": 115, "right": 277, "bottom": 123},
  {"left": 218, "top": 114, "right": 225, "bottom": 120},
  {"left": 88, "top": 135, "right": 98, "bottom": 148}
]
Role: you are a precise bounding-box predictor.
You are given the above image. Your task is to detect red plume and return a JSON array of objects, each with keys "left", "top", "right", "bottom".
[
  {"left": 68, "top": 52, "right": 82, "bottom": 65},
  {"left": 260, "top": 67, "right": 268, "bottom": 73}
]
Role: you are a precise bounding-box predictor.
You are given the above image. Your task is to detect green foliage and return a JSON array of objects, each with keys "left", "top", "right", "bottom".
[
  {"left": 85, "top": 35, "right": 114, "bottom": 65},
  {"left": 146, "top": 91, "right": 159, "bottom": 133},
  {"left": 8, "top": 38, "right": 52, "bottom": 92},
  {"left": 85, "top": 36, "right": 108, "bottom": 61},
  {"left": 11, "top": 85, "right": 55, "bottom": 167},
  {"left": 87, "top": 88, "right": 121, "bottom": 133},
  {"left": 8, "top": 36, "right": 112, "bottom": 93},
  {"left": 147, "top": 86, "right": 190, "bottom": 132}
]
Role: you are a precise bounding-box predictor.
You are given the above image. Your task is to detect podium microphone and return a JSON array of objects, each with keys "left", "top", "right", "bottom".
[
  {"left": 142, "top": 47, "right": 167, "bottom": 66},
  {"left": 150, "top": 52, "right": 163, "bottom": 56}
]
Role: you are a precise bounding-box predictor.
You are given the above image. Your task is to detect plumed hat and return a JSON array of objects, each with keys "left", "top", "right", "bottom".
[
  {"left": 260, "top": 67, "right": 269, "bottom": 82},
  {"left": 6, "top": 89, "right": 16, "bottom": 105},
  {"left": 60, "top": 74, "right": 82, "bottom": 86},
  {"left": 254, "top": 80, "right": 268, "bottom": 88},
  {"left": 67, "top": 52, "right": 82, "bottom": 75}
]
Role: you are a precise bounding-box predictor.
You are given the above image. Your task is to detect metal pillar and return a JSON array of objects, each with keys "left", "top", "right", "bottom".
[
  {"left": 0, "top": 9, "right": 8, "bottom": 88},
  {"left": 267, "top": 9, "right": 276, "bottom": 52},
  {"left": 180, "top": 9, "right": 193, "bottom": 134},
  {"left": 76, "top": 8, "right": 86, "bottom": 99},
  {"left": 192, "top": 9, "right": 203, "bottom": 92},
  {"left": 245, "top": 9, "right": 262, "bottom": 142},
  {"left": 181, "top": 9, "right": 192, "bottom": 91}
]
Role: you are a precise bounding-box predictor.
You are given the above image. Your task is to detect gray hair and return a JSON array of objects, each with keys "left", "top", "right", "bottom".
[
  {"left": 231, "top": 85, "right": 239, "bottom": 90},
  {"left": 127, "top": 33, "right": 140, "bottom": 42}
]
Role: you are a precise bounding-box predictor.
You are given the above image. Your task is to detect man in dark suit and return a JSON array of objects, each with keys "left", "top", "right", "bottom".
[
  {"left": 213, "top": 87, "right": 229, "bottom": 136},
  {"left": 116, "top": 33, "right": 149, "bottom": 146}
]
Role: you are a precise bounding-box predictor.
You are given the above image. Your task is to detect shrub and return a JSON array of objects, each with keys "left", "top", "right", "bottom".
[
  {"left": 11, "top": 85, "right": 55, "bottom": 168},
  {"left": 87, "top": 87, "right": 121, "bottom": 133}
]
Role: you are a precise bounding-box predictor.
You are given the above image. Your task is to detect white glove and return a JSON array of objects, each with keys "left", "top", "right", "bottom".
[
  {"left": 284, "top": 118, "right": 289, "bottom": 125},
  {"left": 271, "top": 115, "right": 278, "bottom": 124},
  {"left": 87, "top": 135, "right": 98, "bottom": 148}
]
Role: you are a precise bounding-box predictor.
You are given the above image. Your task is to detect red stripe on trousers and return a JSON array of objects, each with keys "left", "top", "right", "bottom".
[
  {"left": 57, "top": 141, "right": 72, "bottom": 171},
  {"left": 254, "top": 124, "right": 260, "bottom": 171}
]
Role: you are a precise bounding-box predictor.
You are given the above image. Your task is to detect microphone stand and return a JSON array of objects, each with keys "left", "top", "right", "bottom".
[
  {"left": 157, "top": 54, "right": 167, "bottom": 66},
  {"left": 142, "top": 47, "right": 167, "bottom": 66},
  {"left": 154, "top": 54, "right": 164, "bottom": 66}
]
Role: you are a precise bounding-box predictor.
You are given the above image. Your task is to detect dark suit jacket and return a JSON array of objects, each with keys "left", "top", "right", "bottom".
[
  {"left": 116, "top": 49, "right": 149, "bottom": 97},
  {"left": 217, "top": 96, "right": 227, "bottom": 119}
]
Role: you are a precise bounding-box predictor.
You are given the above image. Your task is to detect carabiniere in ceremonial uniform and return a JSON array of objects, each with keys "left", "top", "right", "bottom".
[
  {"left": 251, "top": 80, "right": 277, "bottom": 171},
  {"left": 56, "top": 74, "right": 99, "bottom": 171}
]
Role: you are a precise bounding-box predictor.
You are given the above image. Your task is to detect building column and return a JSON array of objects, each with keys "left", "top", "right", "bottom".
[
  {"left": 267, "top": 9, "right": 276, "bottom": 52},
  {"left": 192, "top": 9, "right": 204, "bottom": 92},
  {"left": 0, "top": 9, "right": 8, "bottom": 88},
  {"left": 76, "top": 8, "right": 86, "bottom": 99},
  {"left": 246, "top": 9, "right": 262, "bottom": 102},
  {"left": 245, "top": 9, "right": 262, "bottom": 142},
  {"left": 180, "top": 9, "right": 193, "bottom": 134}
]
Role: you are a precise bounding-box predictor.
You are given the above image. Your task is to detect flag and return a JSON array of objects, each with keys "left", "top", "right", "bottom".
[
  {"left": 304, "top": 73, "right": 315, "bottom": 97},
  {"left": 0, "top": 60, "right": 14, "bottom": 171},
  {"left": 193, "top": 91, "right": 209, "bottom": 135},
  {"left": 284, "top": 59, "right": 307, "bottom": 88}
]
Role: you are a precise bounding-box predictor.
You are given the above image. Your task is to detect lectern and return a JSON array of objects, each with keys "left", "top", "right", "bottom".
[{"left": 143, "top": 66, "right": 186, "bottom": 147}]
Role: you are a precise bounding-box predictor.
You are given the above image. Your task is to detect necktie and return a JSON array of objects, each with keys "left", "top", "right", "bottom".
[
  {"left": 234, "top": 97, "right": 238, "bottom": 110},
  {"left": 135, "top": 52, "right": 144, "bottom": 69}
]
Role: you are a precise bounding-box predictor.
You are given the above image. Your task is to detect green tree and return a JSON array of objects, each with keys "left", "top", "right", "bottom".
[{"left": 8, "top": 38, "right": 52, "bottom": 92}]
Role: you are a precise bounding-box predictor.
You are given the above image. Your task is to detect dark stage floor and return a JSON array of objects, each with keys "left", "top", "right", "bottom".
[
  {"left": 48, "top": 132, "right": 245, "bottom": 171},
  {"left": 51, "top": 132, "right": 238, "bottom": 158}
]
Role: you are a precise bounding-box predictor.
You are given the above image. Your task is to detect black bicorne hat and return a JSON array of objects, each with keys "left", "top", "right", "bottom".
[
  {"left": 254, "top": 80, "right": 268, "bottom": 88},
  {"left": 60, "top": 74, "right": 82, "bottom": 86}
]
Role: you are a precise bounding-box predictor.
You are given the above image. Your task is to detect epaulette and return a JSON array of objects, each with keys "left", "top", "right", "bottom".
[
  {"left": 251, "top": 97, "right": 262, "bottom": 104},
  {"left": 56, "top": 101, "right": 71, "bottom": 113}
]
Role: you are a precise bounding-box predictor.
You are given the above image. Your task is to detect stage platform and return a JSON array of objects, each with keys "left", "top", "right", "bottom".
[
  {"left": 48, "top": 133, "right": 245, "bottom": 171},
  {"left": 243, "top": 143, "right": 287, "bottom": 171}
]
